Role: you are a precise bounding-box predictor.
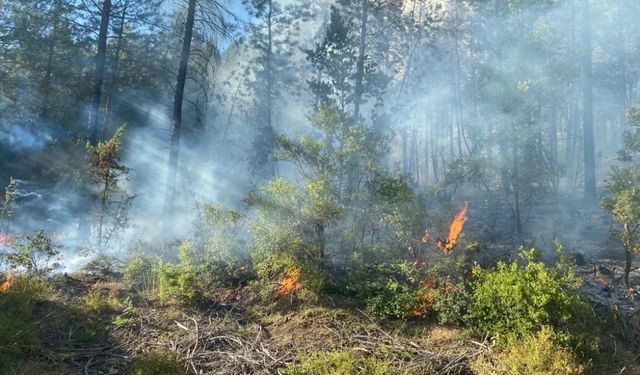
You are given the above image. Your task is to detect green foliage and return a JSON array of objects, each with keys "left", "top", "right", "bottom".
[
  {"left": 83, "top": 282, "right": 123, "bottom": 313},
  {"left": 6, "top": 231, "right": 61, "bottom": 275},
  {"left": 123, "top": 255, "right": 161, "bottom": 296},
  {"left": 85, "top": 126, "right": 134, "bottom": 249},
  {"left": 432, "top": 280, "right": 472, "bottom": 326},
  {"left": 0, "top": 275, "right": 51, "bottom": 361},
  {"left": 601, "top": 106, "right": 640, "bottom": 285},
  {"left": 128, "top": 351, "right": 183, "bottom": 375},
  {"left": 471, "top": 326, "right": 586, "bottom": 375},
  {"left": 465, "top": 249, "right": 597, "bottom": 352},
  {"left": 247, "top": 178, "right": 337, "bottom": 292},
  {"left": 158, "top": 242, "right": 201, "bottom": 305},
  {"left": 283, "top": 350, "right": 389, "bottom": 375},
  {"left": 112, "top": 298, "right": 137, "bottom": 328},
  {"left": 365, "top": 174, "right": 429, "bottom": 259},
  {"left": 0, "top": 177, "right": 18, "bottom": 228},
  {"left": 342, "top": 261, "right": 429, "bottom": 320},
  {"left": 195, "top": 203, "right": 251, "bottom": 285}
]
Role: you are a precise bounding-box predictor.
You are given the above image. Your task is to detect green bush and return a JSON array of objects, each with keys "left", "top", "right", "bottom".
[
  {"left": 6, "top": 231, "right": 61, "bottom": 275},
  {"left": 342, "top": 261, "right": 431, "bottom": 320},
  {"left": 158, "top": 242, "right": 201, "bottom": 305},
  {"left": 195, "top": 203, "right": 252, "bottom": 286},
  {"left": 471, "top": 326, "right": 586, "bottom": 375},
  {"left": 0, "top": 275, "right": 51, "bottom": 362},
  {"left": 465, "top": 249, "right": 597, "bottom": 351},
  {"left": 282, "top": 350, "right": 389, "bottom": 375},
  {"left": 123, "top": 254, "right": 161, "bottom": 295},
  {"left": 128, "top": 351, "right": 183, "bottom": 375},
  {"left": 432, "top": 279, "right": 471, "bottom": 326}
]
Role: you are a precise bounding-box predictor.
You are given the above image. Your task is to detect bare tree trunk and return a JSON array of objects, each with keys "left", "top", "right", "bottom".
[
  {"left": 623, "top": 223, "right": 633, "bottom": 287},
  {"left": 353, "top": 0, "right": 368, "bottom": 122},
  {"left": 512, "top": 140, "right": 522, "bottom": 235},
  {"left": 402, "top": 126, "right": 409, "bottom": 175},
  {"left": 264, "top": 0, "right": 276, "bottom": 177},
  {"left": 550, "top": 103, "right": 559, "bottom": 193},
  {"left": 163, "top": 0, "right": 197, "bottom": 233},
  {"left": 582, "top": 0, "right": 596, "bottom": 200},
  {"left": 88, "top": 0, "right": 112, "bottom": 145},
  {"left": 103, "top": 0, "right": 129, "bottom": 131},
  {"left": 40, "top": 1, "right": 61, "bottom": 121},
  {"left": 431, "top": 115, "right": 438, "bottom": 183},
  {"left": 412, "top": 126, "right": 419, "bottom": 185}
]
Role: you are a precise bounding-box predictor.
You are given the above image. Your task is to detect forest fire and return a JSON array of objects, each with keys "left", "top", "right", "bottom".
[
  {"left": 0, "top": 269, "right": 14, "bottom": 293},
  {"left": 277, "top": 267, "right": 302, "bottom": 296},
  {"left": 0, "top": 233, "right": 13, "bottom": 247},
  {"left": 435, "top": 202, "right": 469, "bottom": 254}
]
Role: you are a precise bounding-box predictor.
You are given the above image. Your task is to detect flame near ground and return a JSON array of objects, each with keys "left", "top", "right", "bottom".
[{"left": 435, "top": 201, "right": 469, "bottom": 254}]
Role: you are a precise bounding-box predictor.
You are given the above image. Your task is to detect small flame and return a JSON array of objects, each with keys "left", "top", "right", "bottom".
[
  {"left": 1, "top": 269, "right": 14, "bottom": 293},
  {"left": 420, "top": 229, "right": 431, "bottom": 244},
  {"left": 436, "top": 201, "right": 469, "bottom": 253},
  {"left": 277, "top": 267, "right": 302, "bottom": 296},
  {"left": 411, "top": 278, "right": 437, "bottom": 317},
  {"left": 0, "top": 233, "right": 13, "bottom": 247}
]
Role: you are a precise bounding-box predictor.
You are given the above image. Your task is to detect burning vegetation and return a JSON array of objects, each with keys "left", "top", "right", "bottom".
[
  {"left": 0, "top": 269, "right": 13, "bottom": 293},
  {"left": 277, "top": 267, "right": 302, "bottom": 296},
  {"left": 435, "top": 202, "right": 469, "bottom": 254},
  {"left": 0, "top": 233, "right": 13, "bottom": 247}
]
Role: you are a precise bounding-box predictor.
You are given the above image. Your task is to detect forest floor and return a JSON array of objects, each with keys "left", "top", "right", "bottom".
[
  {"left": 5, "top": 194, "right": 640, "bottom": 374},
  {"left": 7, "top": 266, "right": 640, "bottom": 375}
]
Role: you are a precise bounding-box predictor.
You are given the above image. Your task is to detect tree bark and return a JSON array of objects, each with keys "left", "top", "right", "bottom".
[
  {"left": 353, "top": 0, "right": 368, "bottom": 122},
  {"left": 103, "top": 0, "right": 129, "bottom": 130},
  {"left": 582, "top": 0, "right": 596, "bottom": 200},
  {"left": 163, "top": 0, "right": 197, "bottom": 233},
  {"left": 266, "top": 0, "right": 276, "bottom": 177},
  {"left": 88, "top": 0, "right": 112, "bottom": 145}
]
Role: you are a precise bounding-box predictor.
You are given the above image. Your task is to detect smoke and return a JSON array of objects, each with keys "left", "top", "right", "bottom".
[
  {"left": 0, "top": 124, "right": 53, "bottom": 151},
  {"left": 1, "top": 0, "right": 638, "bottom": 271}
]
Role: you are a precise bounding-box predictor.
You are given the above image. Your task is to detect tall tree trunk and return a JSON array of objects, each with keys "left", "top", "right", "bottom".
[
  {"left": 88, "top": 0, "right": 112, "bottom": 145},
  {"left": 353, "top": 0, "right": 368, "bottom": 123},
  {"left": 40, "top": 0, "right": 61, "bottom": 121},
  {"left": 163, "top": 0, "right": 197, "bottom": 233},
  {"left": 550, "top": 103, "right": 559, "bottom": 193},
  {"left": 266, "top": 0, "right": 275, "bottom": 177},
  {"left": 412, "top": 126, "right": 419, "bottom": 185},
  {"left": 103, "top": 0, "right": 129, "bottom": 130},
  {"left": 431, "top": 115, "right": 438, "bottom": 183},
  {"left": 512, "top": 139, "right": 522, "bottom": 236},
  {"left": 402, "top": 126, "right": 409, "bottom": 175},
  {"left": 582, "top": 0, "right": 596, "bottom": 200},
  {"left": 623, "top": 223, "right": 633, "bottom": 287}
]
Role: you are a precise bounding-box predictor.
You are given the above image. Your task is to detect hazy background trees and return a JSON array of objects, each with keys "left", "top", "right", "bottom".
[{"left": 1, "top": 0, "right": 640, "bottom": 248}]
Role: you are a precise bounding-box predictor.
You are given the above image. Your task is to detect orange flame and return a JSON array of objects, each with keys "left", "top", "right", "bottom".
[
  {"left": 277, "top": 267, "right": 302, "bottom": 296},
  {"left": 1, "top": 269, "right": 14, "bottom": 293},
  {"left": 436, "top": 201, "right": 468, "bottom": 254},
  {"left": 0, "top": 233, "right": 13, "bottom": 247},
  {"left": 411, "top": 278, "right": 437, "bottom": 317},
  {"left": 420, "top": 229, "right": 431, "bottom": 244}
]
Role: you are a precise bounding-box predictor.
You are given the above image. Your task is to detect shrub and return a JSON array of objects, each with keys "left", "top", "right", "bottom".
[
  {"left": 252, "top": 253, "right": 327, "bottom": 301},
  {"left": 158, "top": 242, "right": 201, "bottom": 305},
  {"left": 84, "top": 254, "right": 120, "bottom": 276},
  {"left": 5, "top": 231, "right": 61, "bottom": 275},
  {"left": 465, "top": 249, "right": 597, "bottom": 351},
  {"left": 343, "top": 261, "right": 432, "bottom": 320},
  {"left": 83, "top": 283, "right": 122, "bottom": 313},
  {"left": 282, "top": 350, "right": 389, "bottom": 375},
  {"left": 128, "top": 351, "right": 183, "bottom": 375},
  {"left": 471, "top": 326, "right": 586, "bottom": 375},
  {"left": 432, "top": 279, "right": 471, "bottom": 326},
  {"left": 123, "top": 254, "right": 161, "bottom": 295},
  {"left": 0, "top": 275, "right": 51, "bottom": 361}
]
